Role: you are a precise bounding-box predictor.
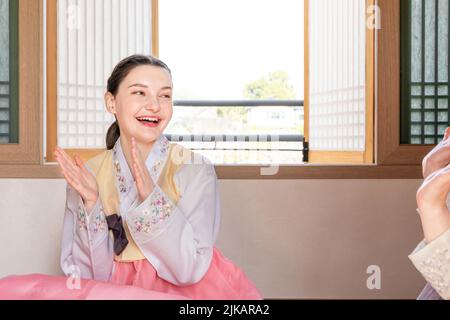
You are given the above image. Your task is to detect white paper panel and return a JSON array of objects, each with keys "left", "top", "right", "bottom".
[
  {"left": 57, "top": 0, "right": 153, "bottom": 148},
  {"left": 309, "top": 0, "right": 366, "bottom": 151}
]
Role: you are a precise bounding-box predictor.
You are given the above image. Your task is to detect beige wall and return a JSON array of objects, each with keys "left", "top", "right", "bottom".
[{"left": 0, "top": 178, "right": 426, "bottom": 299}]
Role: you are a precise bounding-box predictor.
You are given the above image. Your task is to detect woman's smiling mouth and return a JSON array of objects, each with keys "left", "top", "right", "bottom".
[{"left": 136, "top": 116, "right": 161, "bottom": 127}]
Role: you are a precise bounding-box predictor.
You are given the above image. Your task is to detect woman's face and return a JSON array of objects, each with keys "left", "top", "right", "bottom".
[{"left": 106, "top": 65, "right": 173, "bottom": 145}]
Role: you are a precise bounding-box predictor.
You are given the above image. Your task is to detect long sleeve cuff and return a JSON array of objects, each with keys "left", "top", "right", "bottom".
[
  {"left": 75, "top": 196, "right": 109, "bottom": 249},
  {"left": 126, "top": 185, "right": 180, "bottom": 244},
  {"left": 408, "top": 228, "right": 450, "bottom": 300}
]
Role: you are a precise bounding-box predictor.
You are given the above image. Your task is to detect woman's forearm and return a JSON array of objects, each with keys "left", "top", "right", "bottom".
[{"left": 418, "top": 205, "right": 450, "bottom": 243}]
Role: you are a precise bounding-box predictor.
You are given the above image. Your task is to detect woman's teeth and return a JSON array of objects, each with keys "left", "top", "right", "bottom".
[
  {"left": 136, "top": 117, "right": 160, "bottom": 127},
  {"left": 136, "top": 117, "right": 159, "bottom": 124}
]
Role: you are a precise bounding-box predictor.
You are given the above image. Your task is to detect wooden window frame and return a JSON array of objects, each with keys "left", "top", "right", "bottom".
[
  {"left": 376, "top": 0, "right": 433, "bottom": 166},
  {"left": 0, "top": 0, "right": 425, "bottom": 179},
  {"left": 0, "top": 0, "right": 42, "bottom": 165}
]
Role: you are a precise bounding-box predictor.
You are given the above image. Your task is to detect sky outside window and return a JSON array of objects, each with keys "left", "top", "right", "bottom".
[{"left": 159, "top": 0, "right": 303, "bottom": 101}]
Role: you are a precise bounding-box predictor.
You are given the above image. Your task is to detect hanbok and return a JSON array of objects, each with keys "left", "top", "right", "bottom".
[{"left": 0, "top": 135, "right": 262, "bottom": 300}]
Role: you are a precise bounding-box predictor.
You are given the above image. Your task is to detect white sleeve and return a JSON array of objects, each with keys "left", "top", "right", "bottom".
[
  {"left": 125, "top": 162, "right": 221, "bottom": 286},
  {"left": 60, "top": 171, "right": 114, "bottom": 282},
  {"left": 408, "top": 228, "right": 450, "bottom": 300}
]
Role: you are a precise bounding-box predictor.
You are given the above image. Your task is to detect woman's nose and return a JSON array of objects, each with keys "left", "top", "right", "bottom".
[{"left": 144, "top": 97, "right": 161, "bottom": 112}]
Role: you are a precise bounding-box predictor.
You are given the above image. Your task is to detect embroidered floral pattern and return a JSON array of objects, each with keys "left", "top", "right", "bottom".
[
  {"left": 150, "top": 136, "right": 170, "bottom": 181},
  {"left": 150, "top": 158, "right": 165, "bottom": 181},
  {"left": 131, "top": 189, "right": 173, "bottom": 234},
  {"left": 160, "top": 136, "right": 170, "bottom": 155},
  {"left": 113, "top": 144, "right": 128, "bottom": 194},
  {"left": 92, "top": 207, "right": 107, "bottom": 233},
  {"left": 112, "top": 136, "right": 170, "bottom": 195},
  {"left": 415, "top": 246, "right": 450, "bottom": 298},
  {"left": 77, "top": 204, "right": 87, "bottom": 231}
]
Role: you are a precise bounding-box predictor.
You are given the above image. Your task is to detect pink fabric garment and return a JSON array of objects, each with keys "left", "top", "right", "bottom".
[
  {"left": 111, "top": 247, "right": 263, "bottom": 300},
  {"left": 0, "top": 274, "right": 188, "bottom": 300},
  {"left": 0, "top": 247, "right": 262, "bottom": 300}
]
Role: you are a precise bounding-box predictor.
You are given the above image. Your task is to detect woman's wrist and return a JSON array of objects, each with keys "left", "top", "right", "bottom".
[
  {"left": 417, "top": 196, "right": 447, "bottom": 215},
  {"left": 416, "top": 204, "right": 450, "bottom": 242},
  {"left": 83, "top": 196, "right": 98, "bottom": 215},
  {"left": 416, "top": 189, "right": 448, "bottom": 213},
  {"left": 417, "top": 203, "right": 446, "bottom": 217}
]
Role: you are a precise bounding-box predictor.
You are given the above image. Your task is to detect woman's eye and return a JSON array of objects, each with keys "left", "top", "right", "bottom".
[
  {"left": 133, "top": 91, "right": 145, "bottom": 96},
  {"left": 161, "top": 94, "right": 172, "bottom": 99}
]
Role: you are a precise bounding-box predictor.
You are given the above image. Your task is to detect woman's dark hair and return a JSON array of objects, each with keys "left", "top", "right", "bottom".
[{"left": 105, "top": 54, "right": 172, "bottom": 149}]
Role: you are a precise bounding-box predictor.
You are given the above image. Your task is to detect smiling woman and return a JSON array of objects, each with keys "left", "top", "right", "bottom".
[
  {"left": 0, "top": 54, "right": 263, "bottom": 300},
  {"left": 102, "top": 54, "right": 174, "bottom": 156}
]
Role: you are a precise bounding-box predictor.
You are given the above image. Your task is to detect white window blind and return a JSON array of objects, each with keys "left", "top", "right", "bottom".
[
  {"left": 308, "top": 0, "right": 366, "bottom": 151},
  {"left": 57, "top": 0, "right": 153, "bottom": 148}
]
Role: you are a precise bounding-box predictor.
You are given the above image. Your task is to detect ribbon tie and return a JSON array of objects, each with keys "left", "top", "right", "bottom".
[{"left": 106, "top": 214, "right": 129, "bottom": 256}]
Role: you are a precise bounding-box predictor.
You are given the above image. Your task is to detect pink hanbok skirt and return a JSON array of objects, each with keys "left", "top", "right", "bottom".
[{"left": 0, "top": 247, "right": 262, "bottom": 300}]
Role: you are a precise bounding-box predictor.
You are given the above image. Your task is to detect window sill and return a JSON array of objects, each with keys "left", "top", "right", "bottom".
[{"left": 0, "top": 163, "right": 422, "bottom": 179}]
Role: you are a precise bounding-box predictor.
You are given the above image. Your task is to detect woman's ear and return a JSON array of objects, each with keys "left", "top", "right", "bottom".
[{"left": 104, "top": 92, "right": 116, "bottom": 115}]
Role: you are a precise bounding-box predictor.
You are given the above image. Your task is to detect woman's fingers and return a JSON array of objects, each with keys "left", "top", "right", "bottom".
[
  {"left": 131, "top": 137, "right": 144, "bottom": 179},
  {"left": 74, "top": 154, "right": 84, "bottom": 169},
  {"left": 55, "top": 148, "right": 83, "bottom": 188},
  {"left": 62, "top": 167, "right": 82, "bottom": 191},
  {"left": 61, "top": 162, "right": 80, "bottom": 184},
  {"left": 55, "top": 148, "right": 80, "bottom": 175},
  {"left": 424, "top": 163, "right": 450, "bottom": 190},
  {"left": 55, "top": 148, "right": 97, "bottom": 203},
  {"left": 130, "top": 138, "right": 140, "bottom": 180},
  {"left": 54, "top": 151, "right": 71, "bottom": 175},
  {"left": 422, "top": 137, "right": 450, "bottom": 178},
  {"left": 444, "top": 127, "right": 450, "bottom": 141},
  {"left": 431, "top": 146, "right": 450, "bottom": 164},
  {"left": 62, "top": 169, "right": 76, "bottom": 187},
  {"left": 418, "top": 164, "right": 450, "bottom": 204},
  {"left": 57, "top": 147, "right": 78, "bottom": 171},
  {"left": 74, "top": 154, "right": 91, "bottom": 178},
  {"left": 58, "top": 153, "right": 80, "bottom": 179},
  {"left": 133, "top": 162, "right": 142, "bottom": 184}
]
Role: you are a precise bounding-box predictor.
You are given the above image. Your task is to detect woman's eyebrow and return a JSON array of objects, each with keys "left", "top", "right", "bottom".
[
  {"left": 128, "top": 83, "right": 172, "bottom": 90},
  {"left": 128, "top": 83, "right": 148, "bottom": 88}
]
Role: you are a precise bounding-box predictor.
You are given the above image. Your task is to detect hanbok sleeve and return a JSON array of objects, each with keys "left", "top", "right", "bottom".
[
  {"left": 125, "top": 161, "right": 221, "bottom": 286},
  {"left": 408, "top": 228, "right": 450, "bottom": 300},
  {"left": 60, "top": 166, "right": 114, "bottom": 282}
]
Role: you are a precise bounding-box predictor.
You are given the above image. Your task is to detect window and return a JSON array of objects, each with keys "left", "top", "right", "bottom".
[
  {"left": 46, "top": 0, "right": 157, "bottom": 162},
  {"left": 0, "top": 0, "right": 18, "bottom": 144},
  {"left": 1, "top": 0, "right": 424, "bottom": 178},
  {"left": 305, "top": 0, "right": 374, "bottom": 164},
  {"left": 45, "top": 0, "right": 374, "bottom": 166},
  {"left": 377, "top": 0, "right": 430, "bottom": 167},
  {"left": 0, "top": 0, "right": 41, "bottom": 166},
  {"left": 400, "top": 0, "right": 449, "bottom": 145},
  {"left": 159, "top": 0, "right": 304, "bottom": 165},
  {"left": 159, "top": 0, "right": 374, "bottom": 165}
]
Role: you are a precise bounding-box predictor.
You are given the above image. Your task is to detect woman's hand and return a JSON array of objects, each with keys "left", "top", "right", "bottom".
[
  {"left": 416, "top": 163, "right": 450, "bottom": 242},
  {"left": 417, "top": 127, "right": 450, "bottom": 242},
  {"left": 130, "top": 136, "right": 155, "bottom": 203},
  {"left": 422, "top": 127, "right": 450, "bottom": 178},
  {"left": 417, "top": 164, "right": 450, "bottom": 210},
  {"left": 54, "top": 147, "right": 99, "bottom": 212}
]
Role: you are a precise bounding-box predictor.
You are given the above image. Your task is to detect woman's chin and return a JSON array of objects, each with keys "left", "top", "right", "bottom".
[
  {"left": 125, "top": 122, "right": 166, "bottom": 144},
  {"left": 134, "top": 130, "right": 161, "bottom": 144}
]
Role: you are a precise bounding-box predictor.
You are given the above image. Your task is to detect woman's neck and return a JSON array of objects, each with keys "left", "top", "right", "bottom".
[{"left": 119, "top": 135, "right": 155, "bottom": 179}]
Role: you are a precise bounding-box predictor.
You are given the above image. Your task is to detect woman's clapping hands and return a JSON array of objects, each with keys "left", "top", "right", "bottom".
[{"left": 54, "top": 147, "right": 99, "bottom": 213}]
